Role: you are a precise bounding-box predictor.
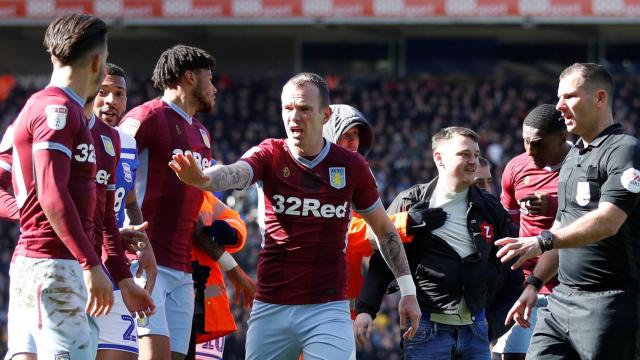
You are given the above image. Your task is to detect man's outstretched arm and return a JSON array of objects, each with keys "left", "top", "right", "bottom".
[{"left": 169, "top": 153, "right": 252, "bottom": 192}]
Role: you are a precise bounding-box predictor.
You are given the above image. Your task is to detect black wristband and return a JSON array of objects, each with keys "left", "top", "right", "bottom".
[
  {"left": 537, "top": 230, "right": 554, "bottom": 253},
  {"left": 523, "top": 274, "right": 544, "bottom": 292}
]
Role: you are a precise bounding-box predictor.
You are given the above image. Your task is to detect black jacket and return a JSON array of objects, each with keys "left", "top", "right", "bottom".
[{"left": 356, "top": 178, "right": 522, "bottom": 334}]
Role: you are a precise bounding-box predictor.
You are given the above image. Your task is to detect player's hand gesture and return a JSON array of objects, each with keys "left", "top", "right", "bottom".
[
  {"left": 83, "top": 265, "right": 114, "bottom": 317},
  {"left": 119, "top": 278, "right": 156, "bottom": 318},
  {"left": 505, "top": 285, "right": 538, "bottom": 328},
  {"left": 519, "top": 192, "right": 548, "bottom": 216},
  {"left": 354, "top": 313, "right": 373, "bottom": 347},
  {"left": 169, "top": 153, "right": 210, "bottom": 188},
  {"left": 120, "top": 221, "right": 148, "bottom": 254},
  {"left": 495, "top": 236, "right": 542, "bottom": 269},
  {"left": 120, "top": 222, "right": 158, "bottom": 294},
  {"left": 399, "top": 294, "right": 421, "bottom": 340},
  {"left": 226, "top": 265, "right": 256, "bottom": 309}
]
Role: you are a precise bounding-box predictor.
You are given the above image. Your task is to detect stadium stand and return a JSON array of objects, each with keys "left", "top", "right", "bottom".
[{"left": 2, "top": 71, "right": 640, "bottom": 357}]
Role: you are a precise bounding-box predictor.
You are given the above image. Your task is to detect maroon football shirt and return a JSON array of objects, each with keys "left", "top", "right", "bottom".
[
  {"left": 241, "top": 138, "right": 381, "bottom": 304},
  {"left": 501, "top": 152, "right": 561, "bottom": 294},
  {"left": 11, "top": 86, "right": 99, "bottom": 269},
  {"left": 119, "top": 97, "right": 213, "bottom": 272}
]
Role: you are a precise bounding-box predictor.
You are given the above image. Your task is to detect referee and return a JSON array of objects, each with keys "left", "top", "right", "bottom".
[{"left": 496, "top": 63, "right": 640, "bottom": 359}]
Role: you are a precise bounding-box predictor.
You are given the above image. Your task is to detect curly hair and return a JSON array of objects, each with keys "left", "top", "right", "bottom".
[{"left": 152, "top": 45, "right": 216, "bottom": 91}]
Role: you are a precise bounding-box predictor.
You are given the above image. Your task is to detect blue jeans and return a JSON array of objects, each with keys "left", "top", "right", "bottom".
[{"left": 402, "top": 312, "right": 490, "bottom": 360}]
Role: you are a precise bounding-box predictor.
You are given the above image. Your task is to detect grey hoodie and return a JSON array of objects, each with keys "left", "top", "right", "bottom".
[{"left": 323, "top": 104, "right": 374, "bottom": 157}]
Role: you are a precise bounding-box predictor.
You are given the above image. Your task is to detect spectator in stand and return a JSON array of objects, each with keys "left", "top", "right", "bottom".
[{"left": 475, "top": 156, "right": 493, "bottom": 193}]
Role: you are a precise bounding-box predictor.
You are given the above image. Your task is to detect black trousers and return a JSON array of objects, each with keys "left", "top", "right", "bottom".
[{"left": 527, "top": 284, "right": 636, "bottom": 360}]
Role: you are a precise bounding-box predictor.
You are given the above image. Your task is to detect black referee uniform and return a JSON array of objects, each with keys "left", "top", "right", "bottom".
[{"left": 528, "top": 124, "right": 640, "bottom": 359}]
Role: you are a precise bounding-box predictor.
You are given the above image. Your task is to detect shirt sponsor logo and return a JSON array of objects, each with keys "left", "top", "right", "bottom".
[
  {"left": 271, "top": 194, "right": 348, "bottom": 218},
  {"left": 96, "top": 169, "right": 111, "bottom": 185},
  {"left": 200, "top": 129, "right": 211, "bottom": 149},
  {"left": 101, "top": 135, "right": 116, "bottom": 157},
  {"left": 74, "top": 143, "right": 96, "bottom": 163},
  {"left": 172, "top": 149, "right": 211, "bottom": 170},
  {"left": 120, "top": 118, "right": 141, "bottom": 137},
  {"left": 45, "top": 105, "right": 67, "bottom": 130},
  {"left": 576, "top": 181, "right": 590, "bottom": 206},
  {"left": 621, "top": 167, "right": 640, "bottom": 193},
  {"left": 329, "top": 167, "right": 346, "bottom": 189}
]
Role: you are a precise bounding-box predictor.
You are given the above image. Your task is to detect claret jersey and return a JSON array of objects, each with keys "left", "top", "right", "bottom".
[
  {"left": 240, "top": 138, "right": 381, "bottom": 305},
  {"left": 119, "top": 97, "right": 213, "bottom": 272},
  {"left": 11, "top": 86, "right": 99, "bottom": 269},
  {"left": 90, "top": 115, "right": 130, "bottom": 283}
]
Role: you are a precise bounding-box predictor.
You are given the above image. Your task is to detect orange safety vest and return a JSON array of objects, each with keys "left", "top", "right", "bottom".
[
  {"left": 191, "top": 192, "right": 247, "bottom": 343},
  {"left": 346, "top": 211, "right": 411, "bottom": 319}
]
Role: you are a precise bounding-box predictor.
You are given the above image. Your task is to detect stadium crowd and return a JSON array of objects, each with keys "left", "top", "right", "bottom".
[{"left": 2, "top": 66, "right": 640, "bottom": 358}]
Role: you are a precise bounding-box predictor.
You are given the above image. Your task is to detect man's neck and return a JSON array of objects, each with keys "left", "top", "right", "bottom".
[
  {"left": 437, "top": 176, "right": 469, "bottom": 194},
  {"left": 163, "top": 89, "right": 196, "bottom": 117},
  {"left": 50, "top": 66, "right": 91, "bottom": 101},
  {"left": 549, "top": 142, "right": 572, "bottom": 168},
  {"left": 580, "top": 116, "right": 614, "bottom": 147},
  {"left": 287, "top": 138, "right": 325, "bottom": 158}
]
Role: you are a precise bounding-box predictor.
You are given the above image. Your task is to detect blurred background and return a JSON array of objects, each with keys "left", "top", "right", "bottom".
[{"left": 1, "top": 0, "right": 640, "bottom": 358}]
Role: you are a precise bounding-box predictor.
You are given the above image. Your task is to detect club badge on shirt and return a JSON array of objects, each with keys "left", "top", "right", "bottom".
[
  {"left": 101, "top": 135, "right": 116, "bottom": 157},
  {"left": 329, "top": 167, "right": 346, "bottom": 189},
  {"left": 200, "top": 129, "right": 211, "bottom": 149},
  {"left": 122, "top": 162, "right": 133, "bottom": 182},
  {"left": 45, "top": 105, "right": 67, "bottom": 130}
]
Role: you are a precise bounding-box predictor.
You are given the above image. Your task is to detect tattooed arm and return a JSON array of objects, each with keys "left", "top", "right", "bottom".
[
  {"left": 361, "top": 205, "right": 411, "bottom": 277},
  {"left": 169, "top": 153, "right": 252, "bottom": 192},
  {"left": 359, "top": 204, "right": 421, "bottom": 342}
]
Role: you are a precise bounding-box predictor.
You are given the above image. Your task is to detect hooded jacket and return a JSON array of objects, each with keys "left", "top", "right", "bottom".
[{"left": 323, "top": 104, "right": 374, "bottom": 157}]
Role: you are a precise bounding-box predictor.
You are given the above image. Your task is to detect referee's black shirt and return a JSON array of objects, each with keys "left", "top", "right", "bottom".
[{"left": 556, "top": 123, "right": 640, "bottom": 292}]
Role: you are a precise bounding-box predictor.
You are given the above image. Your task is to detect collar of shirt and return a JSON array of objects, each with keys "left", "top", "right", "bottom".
[
  {"left": 576, "top": 123, "right": 623, "bottom": 153},
  {"left": 47, "top": 82, "right": 85, "bottom": 108},
  {"left": 162, "top": 96, "right": 193, "bottom": 125},
  {"left": 431, "top": 181, "right": 469, "bottom": 208},
  {"left": 88, "top": 113, "right": 96, "bottom": 129}
]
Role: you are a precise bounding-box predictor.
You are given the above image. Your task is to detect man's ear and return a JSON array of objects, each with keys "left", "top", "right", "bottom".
[
  {"left": 595, "top": 89, "right": 608, "bottom": 109},
  {"left": 434, "top": 151, "right": 444, "bottom": 168},
  {"left": 183, "top": 70, "right": 196, "bottom": 86},
  {"left": 91, "top": 53, "right": 101, "bottom": 73},
  {"left": 322, "top": 106, "right": 332, "bottom": 125}
]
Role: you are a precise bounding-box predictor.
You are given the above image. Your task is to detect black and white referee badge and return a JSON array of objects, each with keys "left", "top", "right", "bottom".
[
  {"left": 45, "top": 104, "right": 68, "bottom": 130},
  {"left": 576, "top": 181, "right": 591, "bottom": 206},
  {"left": 621, "top": 168, "right": 640, "bottom": 193}
]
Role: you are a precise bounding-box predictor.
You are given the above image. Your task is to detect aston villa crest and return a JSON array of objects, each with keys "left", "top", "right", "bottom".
[
  {"left": 200, "top": 129, "right": 211, "bottom": 149},
  {"left": 100, "top": 135, "right": 116, "bottom": 157},
  {"left": 329, "top": 167, "right": 346, "bottom": 189}
]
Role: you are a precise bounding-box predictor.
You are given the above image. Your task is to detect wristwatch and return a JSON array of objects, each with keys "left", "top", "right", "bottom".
[
  {"left": 523, "top": 274, "right": 544, "bottom": 292},
  {"left": 537, "top": 230, "right": 554, "bottom": 253}
]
